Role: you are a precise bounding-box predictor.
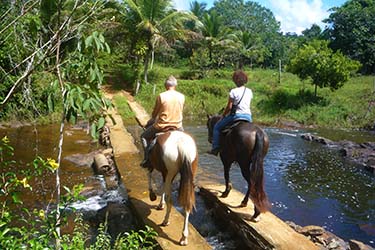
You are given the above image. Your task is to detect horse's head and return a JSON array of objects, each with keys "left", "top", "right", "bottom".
[{"left": 206, "top": 114, "right": 222, "bottom": 144}]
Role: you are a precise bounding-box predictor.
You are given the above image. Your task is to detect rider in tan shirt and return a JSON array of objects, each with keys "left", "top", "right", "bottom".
[{"left": 140, "top": 75, "right": 185, "bottom": 167}]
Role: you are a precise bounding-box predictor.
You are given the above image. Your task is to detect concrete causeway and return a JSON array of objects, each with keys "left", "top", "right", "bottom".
[
  {"left": 103, "top": 88, "right": 321, "bottom": 250},
  {"left": 103, "top": 89, "right": 212, "bottom": 250},
  {"left": 199, "top": 184, "right": 320, "bottom": 250}
]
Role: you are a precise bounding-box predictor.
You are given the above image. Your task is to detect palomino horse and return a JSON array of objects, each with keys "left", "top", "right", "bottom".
[
  {"left": 207, "top": 115, "right": 270, "bottom": 221},
  {"left": 146, "top": 130, "right": 198, "bottom": 246}
]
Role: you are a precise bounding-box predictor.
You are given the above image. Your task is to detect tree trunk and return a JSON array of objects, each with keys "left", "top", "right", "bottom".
[
  {"left": 55, "top": 3, "right": 62, "bottom": 247},
  {"left": 55, "top": 114, "right": 64, "bottom": 250},
  {"left": 144, "top": 53, "right": 149, "bottom": 84},
  {"left": 150, "top": 43, "right": 155, "bottom": 70}
]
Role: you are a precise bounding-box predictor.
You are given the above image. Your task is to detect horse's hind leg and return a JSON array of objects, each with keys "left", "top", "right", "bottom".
[
  {"left": 147, "top": 170, "right": 157, "bottom": 201},
  {"left": 161, "top": 175, "right": 173, "bottom": 226},
  {"left": 221, "top": 161, "right": 232, "bottom": 198},
  {"left": 179, "top": 210, "right": 189, "bottom": 246},
  {"left": 239, "top": 162, "right": 251, "bottom": 207},
  {"left": 157, "top": 192, "right": 165, "bottom": 210},
  {"left": 251, "top": 206, "right": 261, "bottom": 222}
]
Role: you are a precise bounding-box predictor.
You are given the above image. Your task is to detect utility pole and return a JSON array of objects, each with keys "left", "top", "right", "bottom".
[{"left": 278, "top": 59, "right": 281, "bottom": 85}]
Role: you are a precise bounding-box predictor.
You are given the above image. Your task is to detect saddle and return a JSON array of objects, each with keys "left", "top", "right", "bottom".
[
  {"left": 221, "top": 119, "right": 250, "bottom": 134},
  {"left": 149, "top": 127, "right": 183, "bottom": 151}
]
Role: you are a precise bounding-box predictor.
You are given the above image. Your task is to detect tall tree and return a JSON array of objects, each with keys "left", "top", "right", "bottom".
[
  {"left": 211, "top": 0, "right": 281, "bottom": 67},
  {"left": 185, "top": 0, "right": 206, "bottom": 31},
  {"left": 200, "top": 10, "right": 234, "bottom": 66},
  {"left": 302, "top": 24, "right": 322, "bottom": 40},
  {"left": 324, "top": 0, "right": 375, "bottom": 74},
  {"left": 123, "top": 0, "right": 194, "bottom": 83},
  {"left": 232, "top": 30, "right": 266, "bottom": 68},
  {"left": 190, "top": 0, "right": 207, "bottom": 19}
]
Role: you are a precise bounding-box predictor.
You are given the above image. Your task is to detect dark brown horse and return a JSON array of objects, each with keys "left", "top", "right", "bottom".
[
  {"left": 146, "top": 130, "right": 198, "bottom": 245},
  {"left": 207, "top": 115, "right": 270, "bottom": 221}
]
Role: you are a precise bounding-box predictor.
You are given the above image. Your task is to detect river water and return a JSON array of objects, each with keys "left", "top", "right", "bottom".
[
  {"left": 1, "top": 123, "right": 374, "bottom": 248},
  {"left": 185, "top": 124, "right": 375, "bottom": 248}
]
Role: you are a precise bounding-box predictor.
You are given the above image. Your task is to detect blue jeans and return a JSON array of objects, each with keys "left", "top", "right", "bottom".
[{"left": 212, "top": 113, "right": 252, "bottom": 150}]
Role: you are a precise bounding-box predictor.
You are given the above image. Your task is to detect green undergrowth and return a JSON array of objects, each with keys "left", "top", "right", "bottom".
[{"left": 131, "top": 66, "right": 374, "bottom": 129}]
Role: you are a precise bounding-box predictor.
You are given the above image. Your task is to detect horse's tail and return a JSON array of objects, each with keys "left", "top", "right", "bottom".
[
  {"left": 250, "top": 129, "right": 270, "bottom": 212},
  {"left": 177, "top": 138, "right": 196, "bottom": 213}
]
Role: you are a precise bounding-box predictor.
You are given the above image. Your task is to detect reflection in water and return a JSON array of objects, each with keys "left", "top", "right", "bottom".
[
  {"left": 0, "top": 124, "right": 97, "bottom": 209},
  {"left": 190, "top": 125, "right": 374, "bottom": 247}
]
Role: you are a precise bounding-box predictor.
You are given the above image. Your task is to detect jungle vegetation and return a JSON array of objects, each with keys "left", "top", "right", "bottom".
[{"left": 0, "top": 0, "right": 374, "bottom": 248}]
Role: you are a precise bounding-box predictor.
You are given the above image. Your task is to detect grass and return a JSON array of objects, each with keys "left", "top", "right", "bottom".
[
  {"left": 114, "top": 64, "right": 375, "bottom": 130},
  {"left": 112, "top": 94, "right": 138, "bottom": 125}
]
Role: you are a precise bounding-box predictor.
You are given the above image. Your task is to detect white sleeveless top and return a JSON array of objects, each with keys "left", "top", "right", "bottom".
[{"left": 229, "top": 86, "right": 253, "bottom": 115}]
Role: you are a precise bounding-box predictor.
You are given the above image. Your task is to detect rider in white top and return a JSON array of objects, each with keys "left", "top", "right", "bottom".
[
  {"left": 229, "top": 86, "right": 253, "bottom": 115},
  {"left": 208, "top": 70, "right": 253, "bottom": 156}
]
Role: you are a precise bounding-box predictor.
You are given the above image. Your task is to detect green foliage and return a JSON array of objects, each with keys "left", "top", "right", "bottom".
[
  {"left": 47, "top": 31, "right": 114, "bottom": 140},
  {"left": 113, "top": 226, "right": 158, "bottom": 250},
  {"left": 0, "top": 137, "right": 158, "bottom": 249},
  {"left": 122, "top": 0, "right": 195, "bottom": 83},
  {"left": 61, "top": 215, "right": 89, "bottom": 250},
  {"left": 211, "top": 0, "right": 281, "bottom": 68},
  {"left": 135, "top": 66, "right": 374, "bottom": 129},
  {"left": 257, "top": 89, "right": 324, "bottom": 115},
  {"left": 0, "top": 137, "right": 60, "bottom": 249},
  {"left": 324, "top": 0, "right": 375, "bottom": 74},
  {"left": 302, "top": 24, "right": 322, "bottom": 40},
  {"left": 287, "top": 40, "right": 361, "bottom": 96}
]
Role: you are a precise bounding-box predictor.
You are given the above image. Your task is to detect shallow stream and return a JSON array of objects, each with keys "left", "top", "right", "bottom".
[{"left": 1, "top": 123, "right": 374, "bottom": 248}]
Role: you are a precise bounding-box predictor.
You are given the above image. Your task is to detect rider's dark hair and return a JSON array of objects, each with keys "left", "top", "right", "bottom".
[{"left": 232, "top": 70, "right": 248, "bottom": 86}]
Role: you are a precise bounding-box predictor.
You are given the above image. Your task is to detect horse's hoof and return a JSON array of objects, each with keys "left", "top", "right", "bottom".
[
  {"left": 156, "top": 204, "right": 165, "bottom": 210},
  {"left": 250, "top": 215, "right": 260, "bottom": 222},
  {"left": 221, "top": 192, "right": 229, "bottom": 198},
  {"left": 149, "top": 191, "right": 157, "bottom": 201},
  {"left": 179, "top": 236, "right": 188, "bottom": 246},
  {"left": 239, "top": 202, "right": 247, "bottom": 208},
  {"left": 161, "top": 220, "right": 170, "bottom": 226}
]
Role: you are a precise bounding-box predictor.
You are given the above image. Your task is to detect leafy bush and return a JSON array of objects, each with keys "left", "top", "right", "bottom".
[{"left": 0, "top": 137, "right": 158, "bottom": 249}]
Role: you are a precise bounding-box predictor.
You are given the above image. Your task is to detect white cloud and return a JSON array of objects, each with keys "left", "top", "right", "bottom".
[
  {"left": 172, "top": 0, "right": 190, "bottom": 11},
  {"left": 269, "top": 0, "right": 328, "bottom": 34}
]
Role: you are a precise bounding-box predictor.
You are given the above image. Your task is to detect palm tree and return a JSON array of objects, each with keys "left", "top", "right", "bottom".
[
  {"left": 185, "top": 0, "right": 206, "bottom": 31},
  {"left": 233, "top": 30, "right": 265, "bottom": 68},
  {"left": 200, "top": 10, "right": 234, "bottom": 66},
  {"left": 190, "top": 1, "right": 206, "bottom": 20},
  {"left": 123, "top": 0, "right": 194, "bottom": 84}
]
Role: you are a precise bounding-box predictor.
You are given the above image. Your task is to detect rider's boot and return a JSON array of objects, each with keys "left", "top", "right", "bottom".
[
  {"left": 207, "top": 147, "right": 220, "bottom": 156},
  {"left": 140, "top": 138, "right": 151, "bottom": 168}
]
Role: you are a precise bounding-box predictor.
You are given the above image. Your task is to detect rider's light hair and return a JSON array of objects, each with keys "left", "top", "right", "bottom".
[
  {"left": 165, "top": 75, "right": 177, "bottom": 87},
  {"left": 232, "top": 70, "right": 248, "bottom": 86}
]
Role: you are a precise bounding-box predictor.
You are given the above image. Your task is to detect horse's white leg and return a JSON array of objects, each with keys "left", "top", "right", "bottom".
[
  {"left": 148, "top": 171, "right": 157, "bottom": 201},
  {"left": 161, "top": 175, "right": 173, "bottom": 226},
  {"left": 157, "top": 192, "right": 165, "bottom": 210},
  {"left": 179, "top": 210, "right": 189, "bottom": 246}
]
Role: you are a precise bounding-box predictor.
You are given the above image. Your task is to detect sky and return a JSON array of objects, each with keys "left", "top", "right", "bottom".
[{"left": 172, "top": 0, "right": 347, "bottom": 34}]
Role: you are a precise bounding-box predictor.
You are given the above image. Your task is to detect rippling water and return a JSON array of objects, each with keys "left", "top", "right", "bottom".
[{"left": 188, "top": 124, "right": 375, "bottom": 247}]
